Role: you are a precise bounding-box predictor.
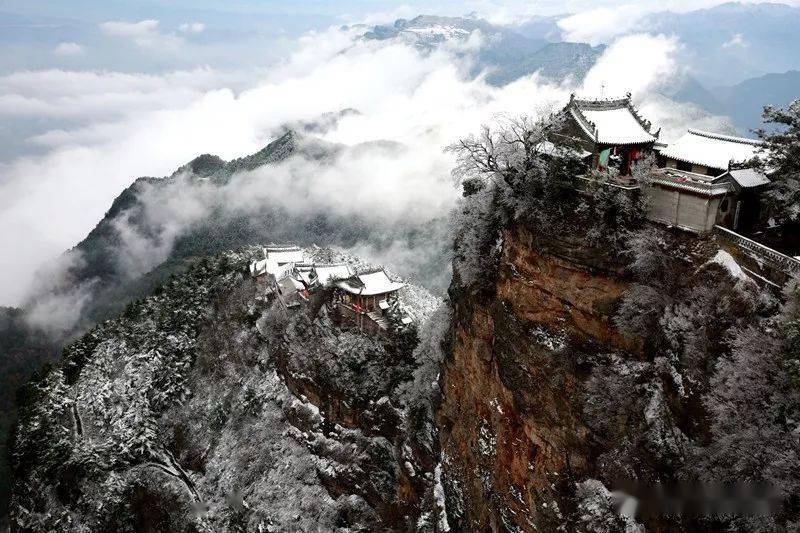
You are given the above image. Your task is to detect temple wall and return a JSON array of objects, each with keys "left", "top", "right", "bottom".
[
  {"left": 648, "top": 186, "right": 680, "bottom": 226},
  {"left": 647, "top": 185, "right": 720, "bottom": 234},
  {"left": 705, "top": 197, "right": 722, "bottom": 232}
]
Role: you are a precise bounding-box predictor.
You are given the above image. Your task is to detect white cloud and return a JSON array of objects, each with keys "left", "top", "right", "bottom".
[
  {"left": 638, "top": 94, "right": 735, "bottom": 143},
  {"left": 54, "top": 42, "right": 85, "bottom": 56},
  {"left": 179, "top": 22, "right": 206, "bottom": 34},
  {"left": 555, "top": 0, "right": 793, "bottom": 44},
  {"left": 100, "top": 19, "right": 184, "bottom": 49},
  {"left": 100, "top": 19, "right": 160, "bottom": 38},
  {"left": 0, "top": 23, "right": 729, "bottom": 308},
  {"left": 0, "top": 68, "right": 253, "bottom": 121},
  {"left": 581, "top": 34, "right": 680, "bottom": 97},
  {"left": 22, "top": 251, "right": 97, "bottom": 336},
  {"left": 722, "top": 33, "right": 748, "bottom": 48},
  {"left": 558, "top": 4, "right": 651, "bottom": 45}
]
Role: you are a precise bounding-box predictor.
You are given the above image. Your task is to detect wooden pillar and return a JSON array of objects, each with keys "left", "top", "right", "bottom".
[{"left": 734, "top": 200, "right": 742, "bottom": 231}]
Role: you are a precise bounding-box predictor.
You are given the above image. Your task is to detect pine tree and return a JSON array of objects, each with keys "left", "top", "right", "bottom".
[{"left": 758, "top": 100, "right": 800, "bottom": 221}]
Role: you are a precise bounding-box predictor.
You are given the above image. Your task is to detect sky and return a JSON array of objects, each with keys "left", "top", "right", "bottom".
[{"left": 0, "top": 0, "right": 797, "bottom": 308}]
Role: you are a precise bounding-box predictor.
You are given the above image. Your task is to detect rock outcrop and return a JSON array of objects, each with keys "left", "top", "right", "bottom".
[
  {"left": 436, "top": 221, "right": 778, "bottom": 531},
  {"left": 438, "top": 225, "right": 633, "bottom": 531}
]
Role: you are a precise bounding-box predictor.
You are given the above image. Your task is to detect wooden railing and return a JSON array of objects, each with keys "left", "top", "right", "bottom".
[{"left": 714, "top": 225, "right": 800, "bottom": 276}]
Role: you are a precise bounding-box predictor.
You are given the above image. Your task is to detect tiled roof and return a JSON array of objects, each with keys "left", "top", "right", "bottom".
[
  {"left": 336, "top": 270, "right": 405, "bottom": 296},
  {"left": 312, "top": 263, "right": 353, "bottom": 287},
  {"left": 568, "top": 94, "right": 658, "bottom": 145},
  {"left": 658, "top": 129, "right": 763, "bottom": 171},
  {"left": 650, "top": 168, "right": 732, "bottom": 197},
  {"left": 728, "top": 168, "right": 770, "bottom": 189},
  {"left": 265, "top": 247, "right": 305, "bottom": 265}
]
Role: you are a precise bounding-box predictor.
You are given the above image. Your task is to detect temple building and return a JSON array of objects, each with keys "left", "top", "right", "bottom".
[
  {"left": 657, "top": 129, "right": 763, "bottom": 176},
  {"left": 647, "top": 168, "right": 734, "bottom": 234},
  {"left": 331, "top": 269, "right": 406, "bottom": 334},
  {"left": 250, "top": 245, "right": 307, "bottom": 292},
  {"left": 556, "top": 93, "right": 659, "bottom": 175},
  {"left": 276, "top": 262, "right": 353, "bottom": 309},
  {"left": 249, "top": 250, "right": 411, "bottom": 334},
  {"left": 250, "top": 245, "right": 306, "bottom": 280},
  {"left": 649, "top": 129, "right": 770, "bottom": 234}
]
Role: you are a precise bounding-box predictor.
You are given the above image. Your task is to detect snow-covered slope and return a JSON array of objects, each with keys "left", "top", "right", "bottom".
[{"left": 10, "top": 246, "right": 448, "bottom": 531}]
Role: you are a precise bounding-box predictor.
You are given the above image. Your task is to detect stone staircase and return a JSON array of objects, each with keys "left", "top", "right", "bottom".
[{"left": 366, "top": 310, "right": 390, "bottom": 331}]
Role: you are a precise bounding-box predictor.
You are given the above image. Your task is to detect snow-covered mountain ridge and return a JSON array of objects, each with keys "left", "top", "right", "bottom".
[{"left": 10, "top": 246, "right": 448, "bottom": 531}]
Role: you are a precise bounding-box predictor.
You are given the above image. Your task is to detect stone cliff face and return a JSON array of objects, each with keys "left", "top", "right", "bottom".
[
  {"left": 437, "top": 225, "right": 645, "bottom": 531},
  {"left": 9, "top": 224, "right": 787, "bottom": 531},
  {"left": 436, "top": 216, "right": 780, "bottom": 532}
]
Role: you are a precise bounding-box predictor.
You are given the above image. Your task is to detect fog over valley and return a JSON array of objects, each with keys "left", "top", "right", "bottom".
[{"left": 6, "top": 3, "right": 797, "bottom": 308}]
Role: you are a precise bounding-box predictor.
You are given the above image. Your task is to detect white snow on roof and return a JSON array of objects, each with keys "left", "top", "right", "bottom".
[
  {"left": 729, "top": 168, "right": 770, "bottom": 188},
  {"left": 572, "top": 106, "right": 656, "bottom": 145},
  {"left": 265, "top": 248, "right": 305, "bottom": 265},
  {"left": 251, "top": 246, "right": 307, "bottom": 277},
  {"left": 313, "top": 264, "right": 353, "bottom": 287},
  {"left": 261, "top": 247, "right": 306, "bottom": 277},
  {"left": 336, "top": 270, "right": 405, "bottom": 296},
  {"left": 658, "top": 129, "right": 763, "bottom": 171}
]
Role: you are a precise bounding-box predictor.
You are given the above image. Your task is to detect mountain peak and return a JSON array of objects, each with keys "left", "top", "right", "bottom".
[{"left": 187, "top": 153, "right": 226, "bottom": 178}]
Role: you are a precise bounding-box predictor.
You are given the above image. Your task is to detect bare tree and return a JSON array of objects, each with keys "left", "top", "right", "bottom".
[{"left": 447, "top": 113, "right": 562, "bottom": 190}]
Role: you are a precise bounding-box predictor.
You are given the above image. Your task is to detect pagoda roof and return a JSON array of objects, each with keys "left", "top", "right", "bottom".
[
  {"left": 567, "top": 94, "right": 658, "bottom": 146},
  {"left": 311, "top": 263, "right": 353, "bottom": 287},
  {"left": 658, "top": 129, "right": 763, "bottom": 171},
  {"left": 336, "top": 269, "right": 405, "bottom": 297}
]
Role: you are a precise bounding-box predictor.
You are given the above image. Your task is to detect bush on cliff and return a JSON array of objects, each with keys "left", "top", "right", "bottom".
[{"left": 447, "top": 113, "right": 651, "bottom": 292}]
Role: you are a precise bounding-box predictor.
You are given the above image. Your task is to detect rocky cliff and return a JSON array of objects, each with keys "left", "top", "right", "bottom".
[
  {"left": 439, "top": 225, "right": 628, "bottom": 531},
  {"left": 9, "top": 193, "right": 800, "bottom": 531},
  {"left": 437, "top": 220, "right": 796, "bottom": 532}
]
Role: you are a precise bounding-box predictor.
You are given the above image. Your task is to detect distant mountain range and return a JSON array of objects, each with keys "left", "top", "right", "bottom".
[
  {"left": 359, "top": 7, "right": 800, "bottom": 133},
  {"left": 713, "top": 70, "right": 800, "bottom": 132},
  {"left": 361, "top": 15, "right": 603, "bottom": 86},
  {"left": 645, "top": 2, "right": 800, "bottom": 87}
]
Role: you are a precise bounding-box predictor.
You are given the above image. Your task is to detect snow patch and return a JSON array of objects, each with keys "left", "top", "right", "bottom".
[
  {"left": 531, "top": 325, "right": 566, "bottom": 352},
  {"left": 707, "top": 250, "right": 750, "bottom": 282},
  {"left": 433, "top": 462, "right": 451, "bottom": 532}
]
